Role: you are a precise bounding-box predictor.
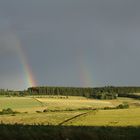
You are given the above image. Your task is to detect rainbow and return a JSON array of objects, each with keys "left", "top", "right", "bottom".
[
  {"left": 79, "top": 63, "right": 92, "bottom": 87},
  {"left": 18, "top": 45, "right": 37, "bottom": 88},
  {"left": 5, "top": 29, "right": 94, "bottom": 89},
  {"left": 7, "top": 31, "right": 37, "bottom": 88},
  {"left": 79, "top": 60, "right": 94, "bottom": 87},
  {"left": 77, "top": 49, "right": 94, "bottom": 87}
]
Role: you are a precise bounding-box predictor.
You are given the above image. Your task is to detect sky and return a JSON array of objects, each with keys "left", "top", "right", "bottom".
[{"left": 0, "top": 0, "right": 140, "bottom": 90}]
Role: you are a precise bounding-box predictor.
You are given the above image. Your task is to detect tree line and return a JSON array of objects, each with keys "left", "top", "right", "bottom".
[
  {"left": 28, "top": 86, "right": 118, "bottom": 99},
  {"left": 0, "top": 89, "right": 19, "bottom": 96},
  {"left": 28, "top": 86, "right": 140, "bottom": 99},
  {"left": 1, "top": 86, "right": 140, "bottom": 100}
]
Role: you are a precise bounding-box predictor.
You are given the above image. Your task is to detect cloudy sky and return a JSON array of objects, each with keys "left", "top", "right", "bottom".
[{"left": 0, "top": 0, "right": 140, "bottom": 90}]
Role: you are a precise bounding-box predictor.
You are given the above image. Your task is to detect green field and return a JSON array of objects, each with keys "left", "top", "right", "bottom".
[
  {"left": 64, "top": 108, "right": 140, "bottom": 126},
  {"left": 0, "top": 96, "right": 140, "bottom": 127},
  {"left": 0, "top": 96, "right": 140, "bottom": 139},
  {"left": 36, "top": 97, "right": 114, "bottom": 110},
  {"left": 0, "top": 97, "right": 41, "bottom": 109}
]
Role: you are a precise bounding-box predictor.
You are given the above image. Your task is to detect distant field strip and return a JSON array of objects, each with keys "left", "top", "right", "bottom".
[
  {"left": 0, "top": 97, "right": 41, "bottom": 110},
  {"left": 0, "top": 111, "right": 83, "bottom": 125},
  {"left": 36, "top": 98, "right": 113, "bottom": 110}
]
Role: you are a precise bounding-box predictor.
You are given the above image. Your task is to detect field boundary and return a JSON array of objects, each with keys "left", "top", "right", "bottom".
[
  {"left": 58, "top": 110, "right": 96, "bottom": 126},
  {"left": 32, "top": 97, "right": 46, "bottom": 107}
]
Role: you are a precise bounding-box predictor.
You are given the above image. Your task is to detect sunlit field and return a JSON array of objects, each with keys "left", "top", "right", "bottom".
[
  {"left": 0, "top": 96, "right": 140, "bottom": 127},
  {"left": 0, "top": 97, "right": 44, "bottom": 113},
  {"left": 0, "top": 96, "right": 113, "bottom": 112},
  {"left": 36, "top": 97, "right": 114, "bottom": 110},
  {"left": 64, "top": 108, "right": 140, "bottom": 126}
]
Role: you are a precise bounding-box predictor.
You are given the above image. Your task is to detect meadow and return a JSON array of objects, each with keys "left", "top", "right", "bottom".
[
  {"left": 0, "top": 96, "right": 114, "bottom": 125},
  {"left": 0, "top": 96, "right": 139, "bottom": 126},
  {"left": 0, "top": 96, "right": 140, "bottom": 139}
]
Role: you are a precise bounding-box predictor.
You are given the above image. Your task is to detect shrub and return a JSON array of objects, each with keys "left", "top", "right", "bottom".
[
  {"left": 116, "top": 103, "right": 129, "bottom": 109},
  {"left": 103, "top": 107, "right": 114, "bottom": 110},
  {"left": 43, "top": 109, "right": 48, "bottom": 112},
  {"left": 0, "top": 108, "right": 19, "bottom": 115},
  {"left": 2, "top": 108, "right": 14, "bottom": 114},
  {"left": 36, "top": 111, "right": 42, "bottom": 113}
]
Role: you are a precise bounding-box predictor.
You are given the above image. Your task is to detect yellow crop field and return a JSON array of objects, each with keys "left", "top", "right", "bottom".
[{"left": 0, "top": 96, "right": 140, "bottom": 127}]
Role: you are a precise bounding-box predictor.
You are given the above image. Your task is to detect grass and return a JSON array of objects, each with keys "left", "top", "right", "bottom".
[
  {"left": 106, "top": 97, "right": 140, "bottom": 108},
  {"left": 0, "top": 96, "right": 115, "bottom": 112},
  {"left": 0, "top": 96, "right": 140, "bottom": 126},
  {"left": 0, "top": 111, "right": 85, "bottom": 125},
  {"left": 0, "top": 96, "right": 140, "bottom": 139},
  {"left": 0, "top": 124, "right": 140, "bottom": 140},
  {"left": 2, "top": 107, "right": 140, "bottom": 126},
  {"left": 36, "top": 97, "right": 114, "bottom": 110},
  {"left": 0, "top": 97, "right": 41, "bottom": 110},
  {"left": 64, "top": 108, "right": 140, "bottom": 126}
]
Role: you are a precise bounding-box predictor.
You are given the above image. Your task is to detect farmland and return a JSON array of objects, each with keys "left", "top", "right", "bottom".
[
  {"left": 0, "top": 96, "right": 114, "bottom": 125},
  {"left": 0, "top": 96, "right": 140, "bottom": 139},
  {"left": 0, "top": 96, "right": 139, "bottom": 126}
]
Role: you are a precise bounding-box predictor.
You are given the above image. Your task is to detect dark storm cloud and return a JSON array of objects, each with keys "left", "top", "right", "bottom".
[{"left": 0, "top": 0, "right": 140, "bottom": 89}]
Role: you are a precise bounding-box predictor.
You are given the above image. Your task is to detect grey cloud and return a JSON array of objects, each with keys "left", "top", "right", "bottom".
[{"left": 0, "top": 0, "right": 140, "bottom": 89}]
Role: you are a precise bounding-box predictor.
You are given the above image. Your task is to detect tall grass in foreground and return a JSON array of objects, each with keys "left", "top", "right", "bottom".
[{"left": 0, "top": 124, "right": 140, "bottom": 140}]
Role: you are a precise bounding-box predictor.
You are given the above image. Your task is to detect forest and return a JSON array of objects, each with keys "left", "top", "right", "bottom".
[
  {"left": 1, "top": 86, "right": 140, "bottom": 100},
  {"left": 27, "top": 86, "right": 140, "bottom": 99}
]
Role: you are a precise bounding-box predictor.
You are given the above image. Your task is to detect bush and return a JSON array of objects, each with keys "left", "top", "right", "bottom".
[
  {"left": 43, "top": 109, "right": 48, "bottom": 112},
  {"left": 103, "top": 107, "right": 114, "bottom": 110},
  {"left": 0, "top": 108, "right": 19, "bottom": 115},
  {"left": 116, "top": 103, "right": 129, "bottom": 109},
  {"left": 1, "top": 108, "right": 14, "bottom": 114},
  {"left": 36, "top": 111, "right": 42, "bottom": 113},
  {"left": 2, "top": 108, "right": 14, "bottom": 114}
]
